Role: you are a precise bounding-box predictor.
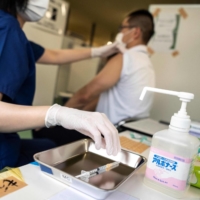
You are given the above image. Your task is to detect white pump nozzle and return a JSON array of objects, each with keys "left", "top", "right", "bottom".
[
  {"left": 140, "top": 87, "right": 194, "bottom": 101},
  {"left": 140, "top": 87, "right": 194, "bottom": 132}
]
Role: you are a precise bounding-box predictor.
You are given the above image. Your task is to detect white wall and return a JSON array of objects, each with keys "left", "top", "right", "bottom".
[
  {"left": 23, "top": 23, "right": 64, "bottom": 105},
  {"left": 148, "top": 5, "right": 200, "bottom": 122},
  {"left": 66, "top": 45, "right": 100, "bottom": 93},
  {"left": 22, "top": 0, "right": 70, "bottom": 106}
]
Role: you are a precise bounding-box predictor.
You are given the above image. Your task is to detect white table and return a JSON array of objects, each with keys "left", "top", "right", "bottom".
[{"left": 1, "top": 149, "right": 200, "bottom": 200}]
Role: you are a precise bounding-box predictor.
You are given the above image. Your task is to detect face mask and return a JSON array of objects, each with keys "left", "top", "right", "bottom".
[
  {"left": 115, "top": 32, "right": 126, "bottom": 47},
  {"left": 115, "top": 29, "right": 134, "bottom": 45},
  {"left": 115, "top": 32, "right": 126, "bottom": 53},
  {"left": 115, "top": 29, "right": 134, "bottom": 53},
  {"left": 18, "top": 0, "right": 49, "bottom": 22}
]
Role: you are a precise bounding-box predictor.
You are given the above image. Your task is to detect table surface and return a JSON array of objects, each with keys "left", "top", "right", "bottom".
[{"left": 1, "top": 149, "right": 200, "bottom": 200}]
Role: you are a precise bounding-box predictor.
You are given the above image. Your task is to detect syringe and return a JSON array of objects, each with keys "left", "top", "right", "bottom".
[{"left": 76, "top": 161, "right": 120, "bottom": 182}]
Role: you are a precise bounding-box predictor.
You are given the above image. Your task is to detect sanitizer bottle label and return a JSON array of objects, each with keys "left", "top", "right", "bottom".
[{"left": 145, "top": 147, "right": 192, "bottom": 190}]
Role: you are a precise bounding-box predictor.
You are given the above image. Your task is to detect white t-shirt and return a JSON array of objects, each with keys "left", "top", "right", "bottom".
[{"left": 96, "top": 45, "right": 155, "bottom": 125}]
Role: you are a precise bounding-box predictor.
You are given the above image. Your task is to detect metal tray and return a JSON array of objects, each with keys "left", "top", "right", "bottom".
[{"left": 34, "top": 139, "right": 146, "bottom": 199}]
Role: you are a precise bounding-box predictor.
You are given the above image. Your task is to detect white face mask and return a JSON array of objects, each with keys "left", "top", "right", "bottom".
[
  {"left": 115, "top": 31, "right": 133, "bottom": 53},
  {"left": 18, "top": 0, "right": 49, "bottom": 22},
  {"left": 115, "top": 29, "right": 134, "bottom": 45},
  {"left": 115, "top": 32, "right": 126, "bottom": 47}
]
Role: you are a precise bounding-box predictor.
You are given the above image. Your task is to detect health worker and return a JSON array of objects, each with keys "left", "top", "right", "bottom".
[{"left": 0, "top": 0, "right": 121, "bottom": 169}]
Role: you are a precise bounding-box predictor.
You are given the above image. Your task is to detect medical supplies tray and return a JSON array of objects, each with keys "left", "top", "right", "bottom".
[{"left": 34, "top": 139, "right": 147, "bottom": 199}]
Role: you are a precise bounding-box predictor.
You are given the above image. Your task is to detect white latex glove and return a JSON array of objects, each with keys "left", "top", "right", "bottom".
[
  {"left": 91, "top": 41, "right": 120, "bottom": 58},
  {"left": 45, "top": 104, "right": 121, "bottom": 156},
  {"left": 116, "top": 43, "right": 127, "bottom": 53}
]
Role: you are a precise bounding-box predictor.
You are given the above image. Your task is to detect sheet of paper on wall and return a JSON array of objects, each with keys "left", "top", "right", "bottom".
[
  {"left": 151, "top": 30, "right": 174, "bottom": 51},
  {"left": 155, "top": 13, "right": 177, "bottom": 31},
  {"left": 148, "top": 13, "right": 180, "bottom": 52},
  {"left": 48, "top": 187, "right": 139, "bottom": 200}
]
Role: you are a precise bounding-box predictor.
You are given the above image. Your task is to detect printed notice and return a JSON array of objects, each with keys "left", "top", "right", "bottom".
[{"left": 149, "top": 13, "right": 180, "bottom": 52}]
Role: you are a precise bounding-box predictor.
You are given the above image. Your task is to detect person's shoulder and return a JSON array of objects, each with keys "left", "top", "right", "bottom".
[
  {"left": 0, "top": 10, "right": 20, "bottom": 31},
  {"left": 128, "top": 45, "right": 149, "bottom": 59},
  {"left": 109, "top": 53, "right": 123, "bottom": 63},
  {"left": 102, "top": 53, "right": 123, "bottom": 71}
]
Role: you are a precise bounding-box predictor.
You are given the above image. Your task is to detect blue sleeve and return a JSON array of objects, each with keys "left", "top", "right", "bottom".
[
  {"left": 29, "top": 41, "right": 45, "bottom": 61},
  {"left": 0, "top": 17, "right": 29, "bottom": 101}
]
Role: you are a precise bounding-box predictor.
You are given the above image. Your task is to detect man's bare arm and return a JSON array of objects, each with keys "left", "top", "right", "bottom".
[
  {"left": 82, "top": 96, "right": 99, "bottom": 111},
  {"left": 65, "top": 53, "right": 123, "bottom": 109}
]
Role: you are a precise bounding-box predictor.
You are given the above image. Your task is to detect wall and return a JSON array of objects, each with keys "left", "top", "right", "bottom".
[{"left": 148, "top": 5, "right": 200, "bottom": 122}]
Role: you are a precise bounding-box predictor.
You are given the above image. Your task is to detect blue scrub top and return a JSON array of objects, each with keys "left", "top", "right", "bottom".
[
  {"left": 0, "top": 10, "right": 44, "bottom": 106},
  {"left": 0, "top": 10, "right": 44, "bottom": 169}
]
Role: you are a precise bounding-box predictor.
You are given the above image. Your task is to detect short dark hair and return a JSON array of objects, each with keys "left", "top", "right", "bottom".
[
  {"left": 0, "top": 0, "right": 28, "bottom": 17},
  {"left": 127, "top": 9, "right": 154, "bottom": 44}
]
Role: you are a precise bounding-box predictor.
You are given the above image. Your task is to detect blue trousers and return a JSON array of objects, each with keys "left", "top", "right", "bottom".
[{"left": 0, "top": 133, "right": 56, "bottom": 170}]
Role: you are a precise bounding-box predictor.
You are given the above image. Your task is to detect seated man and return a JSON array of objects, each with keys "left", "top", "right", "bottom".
[
  {"left": 33, "top": 9, "right": 155, "bottom": 146},
  {"left": 65, "top": 9, "right": 155, "bottom": 125}
]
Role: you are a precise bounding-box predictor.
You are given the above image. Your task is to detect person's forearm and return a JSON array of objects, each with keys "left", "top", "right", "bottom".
[
  {"left": 64, "top": 85, "right": 94, "bottom": 109},
  {"left": 82, "top": 96, "right": 99, "bottom": 111},
  {"left": 38, "top": 48, "right": 92, "bottom": 65},
  {"left": 0, "top": 102, "right": 49, "bottom": 132},
  {"left": 65, "top": 93, "right": 87, "bottom": 109}
]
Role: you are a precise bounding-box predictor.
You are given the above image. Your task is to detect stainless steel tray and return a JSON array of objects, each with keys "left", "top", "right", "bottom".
[{"left": 34, "top": 139, "right": 146, "bottom": 199}]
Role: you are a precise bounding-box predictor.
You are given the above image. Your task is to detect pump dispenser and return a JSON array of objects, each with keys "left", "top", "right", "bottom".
[{"left": 140, "top": 87, "right": 199, "bottom": 198}]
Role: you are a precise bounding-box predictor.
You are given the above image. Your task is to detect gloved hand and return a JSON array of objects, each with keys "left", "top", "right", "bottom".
[
  {"left": 91, "top": 41, "right": 120, "bottom": 58},
  {"left": 116, "top": 44, "right": 126, "bottom": 54},
  {"left": 45, "top": 104, "right": 121, "bottom": 156}
]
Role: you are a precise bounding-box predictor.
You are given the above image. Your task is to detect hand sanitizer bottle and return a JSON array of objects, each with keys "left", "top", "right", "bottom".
[{"left": 140, "top": 87, "right": 200, "bottom": 198}]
